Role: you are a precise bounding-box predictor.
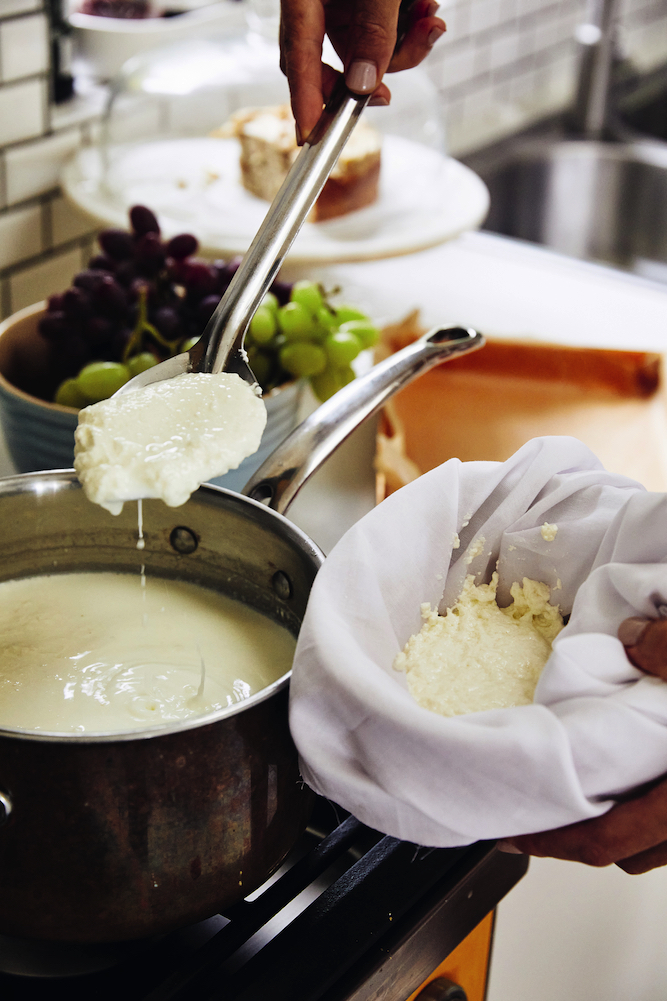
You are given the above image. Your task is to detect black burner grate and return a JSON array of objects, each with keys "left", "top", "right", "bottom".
[{"left": 0, "top": 800, "right": 527, "bottom": 1001}]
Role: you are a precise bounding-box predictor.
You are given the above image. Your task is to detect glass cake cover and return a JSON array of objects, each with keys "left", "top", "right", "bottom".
[{"left": 62, "top": 1, "right": 489, "bottom": 261}]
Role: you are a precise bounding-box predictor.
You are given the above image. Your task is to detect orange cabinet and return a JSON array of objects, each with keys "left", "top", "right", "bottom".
[{"left": 405, "top": 911, "right": 495, "bottom": 1001}]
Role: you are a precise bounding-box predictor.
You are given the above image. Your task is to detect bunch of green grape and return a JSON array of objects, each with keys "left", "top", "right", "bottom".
[
  {"left": 56, "top": 353, "right": 160, "bottom": 408},
  {"left": 246, "top": 280, "right": 379, "bottom": 402}
]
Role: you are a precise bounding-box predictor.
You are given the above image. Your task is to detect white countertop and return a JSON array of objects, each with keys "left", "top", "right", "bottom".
[
  {"left": 2, "top": 231, "right": 666, "bottom": 554},
  {"left": 282, "top": 231, "right": 667, "bottom": 554},
  {"left": 284, "top": 229, "right": 667, "bottom": 352}
]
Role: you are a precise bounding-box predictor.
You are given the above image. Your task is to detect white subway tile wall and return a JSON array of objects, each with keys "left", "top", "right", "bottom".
[
  {"left": 0, "top": 12, "right": 49, "bottom": 81},
  {"left": 0, "top": 0, "right": 41, "bottom": 15},
  {"left": 4, "top": 127, "right": 80, "bottom": 203},
  {"left": 9, "top": 244, "right": 83, "bottom": 312},
  {"left": 0, "top": 201, "right": 41, "bottom": 268},
  {"left": 48, "top": 193, "right": 93, "bottom": 245},
  {"left": 0, "top": 0, "right": 666, "bottom": 318},
  {"left": 0, "top": 77, "right": 46, "bottom": 145},
  {"left": 427, "top": 0, "right": 667, "bottom": 154}
]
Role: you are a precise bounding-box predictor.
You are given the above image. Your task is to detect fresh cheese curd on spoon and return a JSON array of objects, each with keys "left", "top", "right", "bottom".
[{"left": 74, "top": 372, "right": 267, "bottom": 514}]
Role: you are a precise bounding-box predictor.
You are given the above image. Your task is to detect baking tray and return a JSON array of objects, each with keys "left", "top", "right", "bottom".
[{"left": 375, "top": 312, "right": 667, "bottom": 497}]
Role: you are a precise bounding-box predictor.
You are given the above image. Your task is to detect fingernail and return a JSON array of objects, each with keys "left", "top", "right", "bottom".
[
  {"left": 369, "top": 95, "right": 390, "bottom": 107},
  {"left": 496, "top": 839, "right": 523, "bottom": 854},
  {"left": 618, "top": 617, "right": 650, "bottom": 648},
  {"left": 428, "top": 26, "right": 446, "bottom": 46},
  {"left": 427, "top": 2, "right": 440, "bottom": 15},
  {"left": 346, "top": 60, "right": 377, "bottom": 94},
  {"left": 295, "top": 123, "right": 303, "bottom": 146}
]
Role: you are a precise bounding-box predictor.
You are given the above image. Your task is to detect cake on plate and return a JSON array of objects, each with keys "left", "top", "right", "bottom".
[{"left": 215, "top": 104, "right": 382, "bottom": 221}]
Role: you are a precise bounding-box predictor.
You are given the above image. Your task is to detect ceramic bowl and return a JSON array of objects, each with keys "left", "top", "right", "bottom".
[
  {"left": 69, "top": 2, "right": 247, "bottom": 81},
  {"left": 0, "top": 303, "right": 305, "bottom": 486}
]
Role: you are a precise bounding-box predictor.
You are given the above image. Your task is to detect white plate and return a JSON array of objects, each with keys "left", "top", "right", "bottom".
[{"left": 61, "top": 135, "right": 489, "bottom": 264}]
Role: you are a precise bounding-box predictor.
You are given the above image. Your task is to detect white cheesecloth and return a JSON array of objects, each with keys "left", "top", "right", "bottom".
[{"left": 289, "top": 436, "right": 667, "bottom": 847}]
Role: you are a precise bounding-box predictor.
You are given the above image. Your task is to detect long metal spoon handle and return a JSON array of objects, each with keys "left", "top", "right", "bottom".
[
  {"left": 195, "top": 81, "right": 371, "bottom": 376},
  {"left": 243, "top": 326, "right": 485, "bottom": 515}
]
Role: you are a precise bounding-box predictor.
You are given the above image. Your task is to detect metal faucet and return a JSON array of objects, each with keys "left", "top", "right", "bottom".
[{"left": 570, "top": 0, "right": 622, "bottom": 138}]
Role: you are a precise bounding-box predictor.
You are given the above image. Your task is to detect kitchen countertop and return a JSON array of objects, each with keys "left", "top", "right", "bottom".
[
  {"left": 284, "top": 228, "right": 667, "bottom": 352},
  {"left": 1, "top": 230, "right": 666, "bottom": 556},
  {"left": 286, "top": 230, "right": 667, "bottom": 551}
]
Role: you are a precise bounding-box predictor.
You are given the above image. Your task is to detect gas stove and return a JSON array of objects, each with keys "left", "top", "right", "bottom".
[{"left": 0, "top": 798, "right": 526, "bottom": 1000}]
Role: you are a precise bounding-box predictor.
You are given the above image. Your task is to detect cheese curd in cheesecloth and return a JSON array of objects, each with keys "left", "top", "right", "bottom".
[{"left": 395, "top": 573, "right": 564, "bottom": 716}]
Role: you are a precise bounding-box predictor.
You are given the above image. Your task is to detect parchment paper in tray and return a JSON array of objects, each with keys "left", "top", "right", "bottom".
[
  {"left": 289, "top": 434, "right": 667, "bottom": 848},
  {"left": 374, "top": 312, "right": 667, "bottom": 496}
]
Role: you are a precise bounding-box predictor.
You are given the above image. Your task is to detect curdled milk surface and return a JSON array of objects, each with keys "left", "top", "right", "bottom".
[
  {"left": 0, "top": 572, "right": 295, "bottom": 733},
  {"left": 394, "top": 573, "right": 563, "bottom": 716},
  {"left": 74, "top": 372, "right": 267, "bottom": 515}
]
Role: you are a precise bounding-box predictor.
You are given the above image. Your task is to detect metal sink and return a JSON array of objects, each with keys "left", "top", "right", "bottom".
[
  {"left": 465, "top": 134, "right": 667, "bottom": 284},
  {"left": 465, "top": 0, "right": 667, "bottom": 282},
  {"left": 614, "top": 64, "right": 667, "bottom": 146}
]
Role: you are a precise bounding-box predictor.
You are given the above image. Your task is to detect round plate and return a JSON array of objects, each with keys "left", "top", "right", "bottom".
[{"left": 61, "top": 135, "right": 489, "bottom": 264}]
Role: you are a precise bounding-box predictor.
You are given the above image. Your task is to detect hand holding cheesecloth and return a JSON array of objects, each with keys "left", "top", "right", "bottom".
[
  {"left": 500, "top": 616, "right": 667, "bottom": 873},
  {"left": 289, "top": 436, "right": 667, "bottom": 867}
]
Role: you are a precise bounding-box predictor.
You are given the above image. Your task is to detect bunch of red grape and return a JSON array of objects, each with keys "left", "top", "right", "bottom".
[
  {"left": 36, "top": 204, "right": 378, "bottom": 408},
  {"left": 80, "top": 0, "right": 151, "bottom": 19}
]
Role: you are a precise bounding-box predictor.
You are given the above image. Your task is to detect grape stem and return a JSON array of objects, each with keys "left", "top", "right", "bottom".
[{"left": 123, "top": 286, "right": 180, "bottom": 363}]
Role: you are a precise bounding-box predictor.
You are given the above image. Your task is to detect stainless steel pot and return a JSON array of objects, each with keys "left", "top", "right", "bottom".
[{"left": 0, "top": 325, "right": 483, "bottom": 942}]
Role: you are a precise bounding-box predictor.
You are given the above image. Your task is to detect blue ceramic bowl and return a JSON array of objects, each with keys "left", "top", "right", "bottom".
[
  {"left": 0, "top": 303, "right": 305, "bottom": 485},
  {"left": 0, "top": 303, "right": 77, "bottom": 472}
]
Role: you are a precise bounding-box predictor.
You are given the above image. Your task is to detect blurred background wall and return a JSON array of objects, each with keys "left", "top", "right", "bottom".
[{"left": 0, "top": 0, "right": 666, "bottom": 319}]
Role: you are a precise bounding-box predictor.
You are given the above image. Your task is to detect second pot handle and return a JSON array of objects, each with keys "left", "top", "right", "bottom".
[{"left": 242, "top": 325, "right": 484, "bottom": 516}]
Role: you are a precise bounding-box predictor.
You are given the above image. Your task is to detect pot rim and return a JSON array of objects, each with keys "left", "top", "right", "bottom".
[{"left": 0, "top": 470, "right": 324, "bottom": 746}]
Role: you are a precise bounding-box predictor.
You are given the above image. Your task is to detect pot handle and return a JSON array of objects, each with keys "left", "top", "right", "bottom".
[{"left": 242, "top": 325, "right": 484, "bottom": 516}]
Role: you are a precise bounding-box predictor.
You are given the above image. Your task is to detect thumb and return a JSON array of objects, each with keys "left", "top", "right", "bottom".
[
  {"left": 619, "top": 616, "right": 667, "bottom": 681},
  {"left": 343, "top": 0, "right": 403, "bottom": 94}
]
